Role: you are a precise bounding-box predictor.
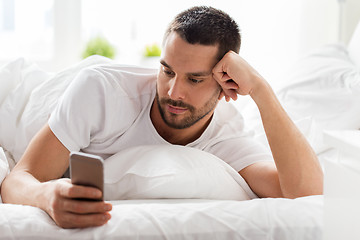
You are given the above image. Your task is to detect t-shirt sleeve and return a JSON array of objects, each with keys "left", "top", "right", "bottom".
[
  {"left": 48, "top": 68, "right": 112, "bottom": 152},
  {"left": 209, "top": 137, "right": 274, "bottom": 172}
]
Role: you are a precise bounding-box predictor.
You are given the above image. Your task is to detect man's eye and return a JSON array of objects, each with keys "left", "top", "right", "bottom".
[
  {"left": 189, "top": 78, "right": 203, "bottom": 84},
  {"left": 163, "top": 68, "right": 174, "bottom": 76}
]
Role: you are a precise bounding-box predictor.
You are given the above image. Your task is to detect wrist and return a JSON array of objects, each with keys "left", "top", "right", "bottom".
[
  {"left": 249, "top": 77, "right": 273, "bottom": 103},
  {"left": 35, "top": 181, "right": 53, "bottom": 212}
]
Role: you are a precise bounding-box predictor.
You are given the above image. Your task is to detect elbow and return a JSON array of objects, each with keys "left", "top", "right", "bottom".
[
  {"left": 0, "top": 175, "right": 11, "bottom": 203},
  {"left": 283, "top": 175, "right": 324, "bottom": 199}
]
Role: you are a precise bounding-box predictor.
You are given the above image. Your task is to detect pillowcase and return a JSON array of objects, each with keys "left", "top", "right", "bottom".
[
  {"left": 103, "top": 145, "right": 257, "bottom": 201},
  {"left": 0, "top": 55, "right": 112, "bottom": 162},
  {"left": 348, "top": 20, "right": 360, "bottom": 67}
]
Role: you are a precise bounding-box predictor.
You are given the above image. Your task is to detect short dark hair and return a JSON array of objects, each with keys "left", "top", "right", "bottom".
[{"left": 164, "top": 6, "right": 241, "bottom": 61}]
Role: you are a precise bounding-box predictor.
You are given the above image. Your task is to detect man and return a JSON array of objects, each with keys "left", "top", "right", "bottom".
[{"left": 1, "top": 6, "right": 323, "bottom": 229}]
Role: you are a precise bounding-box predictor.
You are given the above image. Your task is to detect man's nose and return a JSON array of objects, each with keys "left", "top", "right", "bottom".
[{"left": 168, "top": 76, "right": 186, "bottom": 100}]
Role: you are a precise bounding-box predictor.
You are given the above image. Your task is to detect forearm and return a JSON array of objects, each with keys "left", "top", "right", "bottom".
[
  {"left": 1, "top": 171, "right": 51, "bottom": 210},
  {"left": 251, "top": 80, "right": 323, "bottom": 198}
]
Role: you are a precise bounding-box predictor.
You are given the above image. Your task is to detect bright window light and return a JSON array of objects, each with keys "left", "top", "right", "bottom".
[{"left": 0, "top": 0, "right": 54, "bottom": 60}]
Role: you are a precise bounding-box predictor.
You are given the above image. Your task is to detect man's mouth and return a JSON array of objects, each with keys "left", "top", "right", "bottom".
[{"left": 167, "top": 104, "right": 188, "bottom": 114}]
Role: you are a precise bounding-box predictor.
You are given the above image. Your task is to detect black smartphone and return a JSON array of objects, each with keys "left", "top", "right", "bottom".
[{"left": 69, "top": 151, "right": 104, "bottom": 201}]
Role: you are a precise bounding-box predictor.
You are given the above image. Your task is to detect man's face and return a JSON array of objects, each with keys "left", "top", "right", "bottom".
[{"left": 156, "top": 32, "right": 221, "bottom": 129}]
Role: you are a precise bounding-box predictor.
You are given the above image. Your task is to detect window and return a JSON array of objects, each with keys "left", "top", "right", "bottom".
[{"left": 0, "top": 0, "right": 54, "bottom": 61}]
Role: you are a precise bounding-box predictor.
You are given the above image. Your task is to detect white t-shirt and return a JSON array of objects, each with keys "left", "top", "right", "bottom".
[{"left": 48, "top": 64, "right": 272, "bottom": 172}]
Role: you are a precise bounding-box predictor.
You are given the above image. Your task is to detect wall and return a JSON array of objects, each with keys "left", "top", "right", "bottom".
[{"left": 340, "top": 0, "right": 360, "bottom": 43}]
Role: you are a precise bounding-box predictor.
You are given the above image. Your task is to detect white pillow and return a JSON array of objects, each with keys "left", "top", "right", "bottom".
[
  {"left": 348, "top": 20, "right": 360, "bottom": 66},
  {"left": 240, "top": 44, "right": 360, "bottom": 154},
  {"left": 103, "top": 145, "right": 257, "bottom": 201},
  {"left": 276, "top": 44, "right": 360, "bottom": 153},
  {"left": 0, "top": 56, "right": 112, "bottom": 162}
]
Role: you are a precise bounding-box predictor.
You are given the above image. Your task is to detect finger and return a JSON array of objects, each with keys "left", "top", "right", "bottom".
[
  {"left": 219, "top": 87, "right": 237, "bottom": 102},
  {"left": 212, "top": 71, "right": 225, "bottom": 85},
  {"left": 223, "top": 88, "right": 238, "bottom": 101},
  {"left": 212, "top": 62, "right": 223, "bottom": 78},
  {"left": 58, "top": 181, "right": 102, "bottom": 200},
  {"left": 62, "top": 199, "right": 112, "bottom": 214},
  {"left": 220, "top": 73, "right": 232, "bottom": 82},
  {"left": 214, "top": 74, "right": 229, "bottom": 98},
  {"left": 214, "top": 72, "right": 233, "bottom": 88},
  {"left": 60, "top": 211, "right": 111, "bottom": 229},
  {"left": 213, "top": 72, "right": 238, "bottom": 96},
  {"left": 223, "top": 79, "right": 239, "bottom": 90},
  {"left": 218, "top": 90, "right": 224, "bottom": 100}
]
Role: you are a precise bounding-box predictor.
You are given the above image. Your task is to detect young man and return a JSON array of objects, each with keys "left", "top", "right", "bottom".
[{"left": 1, "top": 6, "right": 323, "bottom": 228}]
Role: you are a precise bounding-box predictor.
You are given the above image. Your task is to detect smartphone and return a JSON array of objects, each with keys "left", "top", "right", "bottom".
[{"left": 69, "top": 151, "right": 104, "bottom": 201}]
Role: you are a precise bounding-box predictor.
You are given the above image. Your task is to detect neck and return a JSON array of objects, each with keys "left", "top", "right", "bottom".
[{"left": 150, "top": 98, "right": 213, "bottom": 145}]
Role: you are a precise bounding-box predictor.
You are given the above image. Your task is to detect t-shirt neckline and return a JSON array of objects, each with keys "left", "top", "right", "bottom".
[{"left": 145, "top": 92, "right": 216, "bottom": 147}]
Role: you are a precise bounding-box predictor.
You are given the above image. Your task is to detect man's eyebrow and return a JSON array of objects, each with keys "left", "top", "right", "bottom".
[
  {"left": 160, "top": 60, "right": 171, "bottom": 69},
  {"left": 160, "top": 59, "right": 211, "bottom": 77},
  {"left": 188, "top": 71, "right": 212, "bottom": 77}
]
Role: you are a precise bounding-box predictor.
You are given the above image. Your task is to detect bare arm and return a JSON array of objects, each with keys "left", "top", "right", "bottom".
[
  {"left": 1, "top": 124, "right": 112, "bottom": 228},
  {"left": 213, "top": 51, "right": 323, "bottom": 198}
]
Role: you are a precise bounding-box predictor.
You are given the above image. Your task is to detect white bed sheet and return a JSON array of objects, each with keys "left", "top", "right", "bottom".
[{"left": 0, "top": 196, "right": 323, "bottom": 240}]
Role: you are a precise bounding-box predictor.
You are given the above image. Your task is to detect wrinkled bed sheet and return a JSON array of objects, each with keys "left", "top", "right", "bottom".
[{"left": 0, "top": 196, "right": 323, "bottom": 240}]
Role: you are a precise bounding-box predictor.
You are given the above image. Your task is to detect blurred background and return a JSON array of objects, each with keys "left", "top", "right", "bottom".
[{"left": 0, "top": 0, "right": 359, "bottom": 87}]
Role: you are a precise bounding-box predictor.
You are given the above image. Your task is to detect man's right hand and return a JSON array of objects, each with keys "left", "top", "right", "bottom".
[
  {"left": 44, "top": 178, "right": 112, "bottom": 229},
  {"left": 0, "top": 124, "right": 112, "bottom": 229}
]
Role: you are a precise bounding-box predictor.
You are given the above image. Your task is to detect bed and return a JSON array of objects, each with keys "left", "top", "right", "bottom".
[{"left": 0, "top": 17, "right": 359, "bottom": 240}]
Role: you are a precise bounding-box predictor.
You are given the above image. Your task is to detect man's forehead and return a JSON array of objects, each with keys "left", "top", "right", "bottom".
[{"left": 161, "top": 32, "right": 218, "bottom": 74}]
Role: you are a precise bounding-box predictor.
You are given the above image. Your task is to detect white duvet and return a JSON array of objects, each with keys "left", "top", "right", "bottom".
[
  {"left": 0, "top": 143, "right": 324, "bottom": 240},
  {"left": 0, "top": 196, "right": 323, "bottom": 240}
]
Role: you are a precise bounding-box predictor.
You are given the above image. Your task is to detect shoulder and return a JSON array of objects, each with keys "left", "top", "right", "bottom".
[
  {"left": 68, "top": 64, "right": 158, "bottom": 114},
  {"left": 76, "top": 64, "right": 158, "bottom": 94},
  {"left": 90, "top": 64, "right": 158, "bottom": 79}
]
